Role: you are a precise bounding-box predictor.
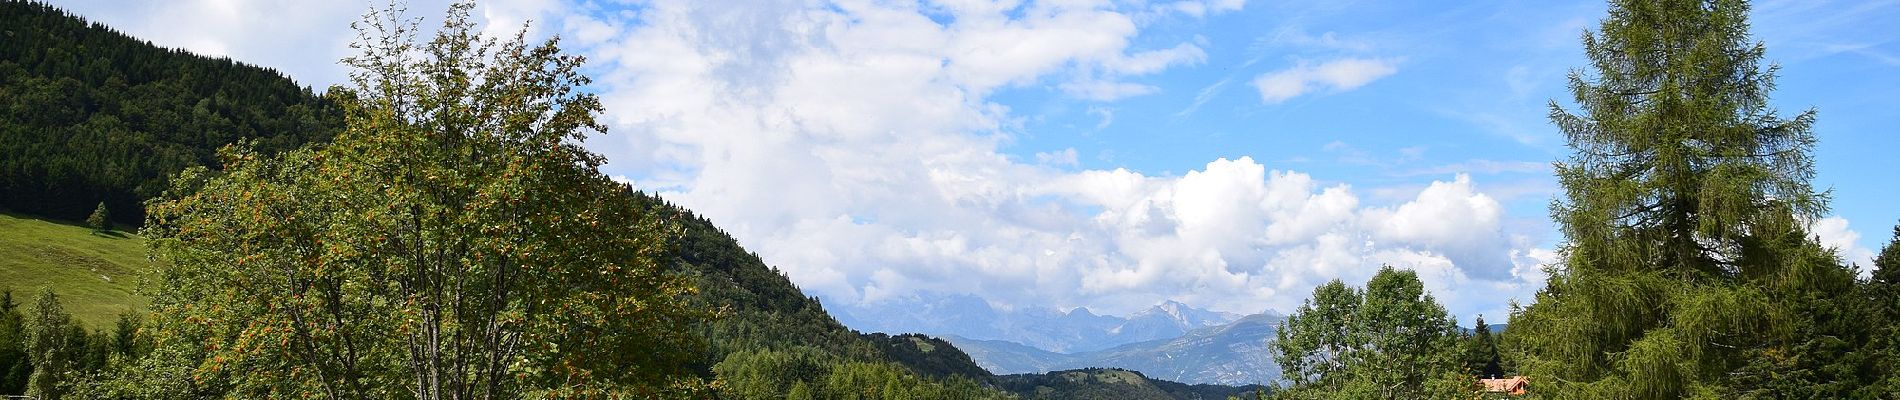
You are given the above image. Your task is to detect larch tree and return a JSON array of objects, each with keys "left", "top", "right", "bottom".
[
  {"left": 1509, "top": 0, "right": 1866, "bottom": 397},
  {"left": 138, "top": 2, "right": 704, "bottom": 398}
]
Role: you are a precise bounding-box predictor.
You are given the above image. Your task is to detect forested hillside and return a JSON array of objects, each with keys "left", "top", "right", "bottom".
[
  {"left": 0, "top": 0, "right": 342, "bottom": 225},
  {"left": 993, "top": 368, "right": 1269, "bottom": 400}
]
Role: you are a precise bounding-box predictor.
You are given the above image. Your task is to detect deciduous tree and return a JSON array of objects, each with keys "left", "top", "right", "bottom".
[
  {"left": 1272, "top": 267, "right": 1470, "bottom": 399},
  {"left": 85, "top": 202, "right": 108, "bottom": 232},
  {"left": 139, "top": 2, "right": 704, "bottom": 398},
  {"left": 23, "top": 288, "right": 77, "bottom": 400}
]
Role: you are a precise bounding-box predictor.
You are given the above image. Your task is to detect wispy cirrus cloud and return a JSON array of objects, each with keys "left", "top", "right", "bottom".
[{"left": 1252, "top": 57, "right": 1399, "bottom": 103}]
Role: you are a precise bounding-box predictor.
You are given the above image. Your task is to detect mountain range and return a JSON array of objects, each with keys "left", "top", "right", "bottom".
[
  {"left": 944, "top": 311, "right": 1287, "bottom": 386},
  {"left": 832, "top": 294, "right": 1246, "bottom": 353}
]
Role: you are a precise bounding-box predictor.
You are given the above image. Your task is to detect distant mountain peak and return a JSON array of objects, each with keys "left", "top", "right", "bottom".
[{"left": 1128, "top": 300, "right": 1241, "bottom": 329}]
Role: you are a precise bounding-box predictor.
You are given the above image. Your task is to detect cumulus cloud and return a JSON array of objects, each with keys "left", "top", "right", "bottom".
[
  {"left": 1812, "top": 216, "right": 1878, "bottom": 275},
  {"left": 1252, "top": 58, "right": 1399, "bottom": 103},
  {"left": 568, "top": 0, "right": 1544, "bottom": 319}
]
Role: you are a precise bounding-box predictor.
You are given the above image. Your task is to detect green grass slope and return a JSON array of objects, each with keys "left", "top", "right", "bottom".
[{"left": 0, "top": 212, "right": 149, "bottom": 327}]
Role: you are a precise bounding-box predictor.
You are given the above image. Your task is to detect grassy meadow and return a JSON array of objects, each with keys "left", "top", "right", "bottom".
[{"left": 0, "top": 212, "right": 149, "bottom": 327}]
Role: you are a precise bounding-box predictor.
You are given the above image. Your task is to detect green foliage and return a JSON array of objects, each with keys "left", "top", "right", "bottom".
[
  {"left": 991, "top": 367, "right": 1270, "bottom": 400},
  {"left": 1271, "top": 267, "right": 1474, "bottom": 399},
  {"left": 0, "top": 0, "right": 343, "bottom": 226},
  {"left": 129, "top": 3, "right": 706, "bottom": 398},
  {"left": 1874, "top": 224, "right": 1900, "bottom": 285},
  {"left": 992, "top": 368, "right": 1217, "bottom": 400},
  {"left": 23, "top": 288, "right": 77, "bottom": 400},
  {"left": 712, "top": 347, "right": 1003, "bottom": 400},
  {"left": 84, "top": 202, "right": 107, "bottom": 232},
  {"left": 0, "top": 290, "right": 28, "bottom": 395},
  {"left": 1856, "top": 224, "right": 1900, "bottom": 395},
  {"left": 1510, "top": 0, "right": 1878, "bottom": 397},
  {"left": 0, "top": 212, "right": 150, "bottom": 328},
  {"left": 1461, "top": 315, "right": 1504, "bottom": 379}
]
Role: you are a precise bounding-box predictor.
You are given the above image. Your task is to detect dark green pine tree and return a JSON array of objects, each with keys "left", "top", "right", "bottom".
[
  {"left": 1864, "top": 225, "right": 1900, "bottom": 394},
  {"left": 0, "top": 290, "right": 27, "bottom": 395},
  {"left": 1510, "top": 0, "right": 1863, "bottom": 397},
  {"left": 1872, "top": 224, "right": 1900, "bottom": 286},
  {"left": 1463, "top": 315, "right": 1504, "bottom": 379}
]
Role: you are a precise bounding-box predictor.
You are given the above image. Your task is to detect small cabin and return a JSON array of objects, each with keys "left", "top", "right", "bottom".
[{"left": 1480, "top": 376, "right": 1529, "bottom": 396}]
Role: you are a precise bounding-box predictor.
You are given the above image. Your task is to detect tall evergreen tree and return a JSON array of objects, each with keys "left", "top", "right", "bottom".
[
  {"left": 1872, "top": 224, "right": 1900, "bottom": 285},
  {"left": 1864, "top": 224, "right": 1900, "bottom": 394},
  {"left": 1462, "top": 315, "right": 1503, "bottom": 379},
  {"left": 0, "top": 290, "right": 26, "bottom": 395},
  {"left": 1510, "top": 0, "right": 1864, "bottom": 397}
]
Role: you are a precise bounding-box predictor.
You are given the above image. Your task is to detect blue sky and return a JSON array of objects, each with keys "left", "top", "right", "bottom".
[{"left": 56, "top": 0, "right": 1900, "bottom": 325}]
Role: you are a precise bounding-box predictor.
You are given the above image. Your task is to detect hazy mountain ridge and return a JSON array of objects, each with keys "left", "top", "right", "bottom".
[
  {"left": 833, "top": 294, "right": 1246, "bottom": 353},
  {"left": 946, "top": 311, "right": 1287, "bottom": 386}
]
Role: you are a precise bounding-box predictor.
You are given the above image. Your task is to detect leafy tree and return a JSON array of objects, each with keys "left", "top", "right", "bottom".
[
  {"left": 1271, "top": 267, "right": 1471, "bottom": 399},
  {"left": 84, "top": 202, "right": 108, "bottom": 232},
  {"left": 786, "top": 381, "right": 815, "bottom": 400},
  {"left": 136, "top": 3, "right": 704, "bottom": 398},
  {"left": 1510, "top": 0, "right": 1867, "bottom": 397},
  {"left": 23, "top": 288, "right": 77, "bottom": 400}
]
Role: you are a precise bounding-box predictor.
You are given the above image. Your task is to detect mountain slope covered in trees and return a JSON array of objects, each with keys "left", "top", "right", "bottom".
[{"left": 0, "top": 0, "right": 342, "bottom": 226}]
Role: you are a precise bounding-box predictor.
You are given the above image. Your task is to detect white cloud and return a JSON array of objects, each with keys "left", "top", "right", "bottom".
[
  {"left": 1253, "top": 58, "right": 1399, "bottom": 103},
  {"left": 575, "top": 0, "right": 1539, "bottom": 318},
  {"left": 1812, "top": 216, "right": 1877, "bottom": 275},
  {"left": 1036, "top": 148, "right": 1081, "bottom": 167},
  {"left": 1061, "top": 80, "right": 1160, "bottom": 101}
]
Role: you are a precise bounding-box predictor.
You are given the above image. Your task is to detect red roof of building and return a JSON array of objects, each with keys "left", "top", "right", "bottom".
[{"left": 1480, "top": 376, "right": 1529, "bottom": 395}]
